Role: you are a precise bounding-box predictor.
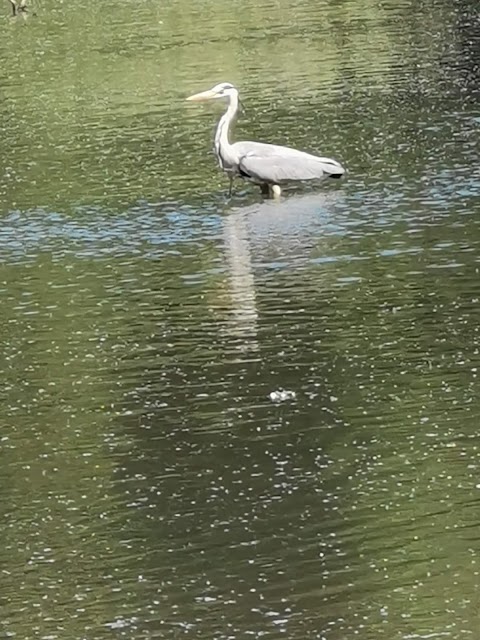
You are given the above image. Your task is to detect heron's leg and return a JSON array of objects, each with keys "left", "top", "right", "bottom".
[
  {"left": 9, "top": 0, "right": 17, "bottom": 16},
  {"left": 260, "top": 183, "right": 270, "bottom": 197},
  {"left": 228, "top": 176, "right": 234, "bottom": 198},
  {"left": 260, "top": 184, "right": 281, "bottom": 199}
]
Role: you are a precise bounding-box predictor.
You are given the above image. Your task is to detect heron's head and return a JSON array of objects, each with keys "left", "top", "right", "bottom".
[{"left": 186, "top": 82, "right": 238, "bottom": 102}]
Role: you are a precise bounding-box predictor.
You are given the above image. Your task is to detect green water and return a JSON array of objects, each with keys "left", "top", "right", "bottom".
[{"left": 1, "top": 0, "right": 479, "bottom": 638}]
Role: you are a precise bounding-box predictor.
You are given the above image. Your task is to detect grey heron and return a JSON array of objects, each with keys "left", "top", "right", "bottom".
[{"left": 186, "top": 82, "right": 345, "bottom": 198}]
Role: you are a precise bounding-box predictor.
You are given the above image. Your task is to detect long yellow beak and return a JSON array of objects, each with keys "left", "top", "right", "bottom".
[{"left": 186, "top": 89, "right": 217, "bottom": 102}]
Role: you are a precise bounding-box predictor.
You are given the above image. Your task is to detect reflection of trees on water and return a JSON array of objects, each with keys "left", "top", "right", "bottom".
[{"left": 454, "top": 0, "right": 480, "bottom": 92}]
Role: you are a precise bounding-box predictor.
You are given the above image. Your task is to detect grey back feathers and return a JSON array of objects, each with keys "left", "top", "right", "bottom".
[{"left": 233, "top": 141, "right": 344, "bottom": 184}]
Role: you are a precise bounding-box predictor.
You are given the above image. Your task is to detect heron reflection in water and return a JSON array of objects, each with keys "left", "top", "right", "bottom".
[
  {"left": 186, "top": 82, "right": 345, "bottom": 198},
  {"left": 220, "top": 190, "right": 344, "bottom": 352}
]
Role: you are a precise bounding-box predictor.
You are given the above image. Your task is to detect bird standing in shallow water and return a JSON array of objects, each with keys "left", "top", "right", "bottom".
[{"left": 186, "top": 82, "right": 345, "bottom": 198}]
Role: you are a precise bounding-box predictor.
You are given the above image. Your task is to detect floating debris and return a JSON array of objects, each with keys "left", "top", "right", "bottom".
[{"left": 268, "top": 389, "right": 296, "bottom": 403}]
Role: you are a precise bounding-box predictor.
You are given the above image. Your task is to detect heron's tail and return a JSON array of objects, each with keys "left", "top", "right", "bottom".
[{"left": 319, "top": 157, "right": 345, "bottom": 178}]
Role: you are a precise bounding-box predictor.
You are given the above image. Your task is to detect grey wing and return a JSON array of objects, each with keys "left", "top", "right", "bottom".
[{"left": 233, "top": 141, "right": 344, "bottom": 184}]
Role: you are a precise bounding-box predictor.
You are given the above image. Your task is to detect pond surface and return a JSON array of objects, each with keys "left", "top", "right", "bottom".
[{"left": 1, "top": 0, "right": 479, "bottom": 638}]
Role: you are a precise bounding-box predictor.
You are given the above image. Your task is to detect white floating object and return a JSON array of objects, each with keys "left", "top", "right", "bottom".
[{"left": 269, "top": 389, "right": 296, "bottom": 403}]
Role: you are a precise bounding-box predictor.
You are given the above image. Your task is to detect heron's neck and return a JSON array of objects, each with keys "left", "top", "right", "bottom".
[{"left": 215, "top": 93, "right": 238, "bottom": 156}]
